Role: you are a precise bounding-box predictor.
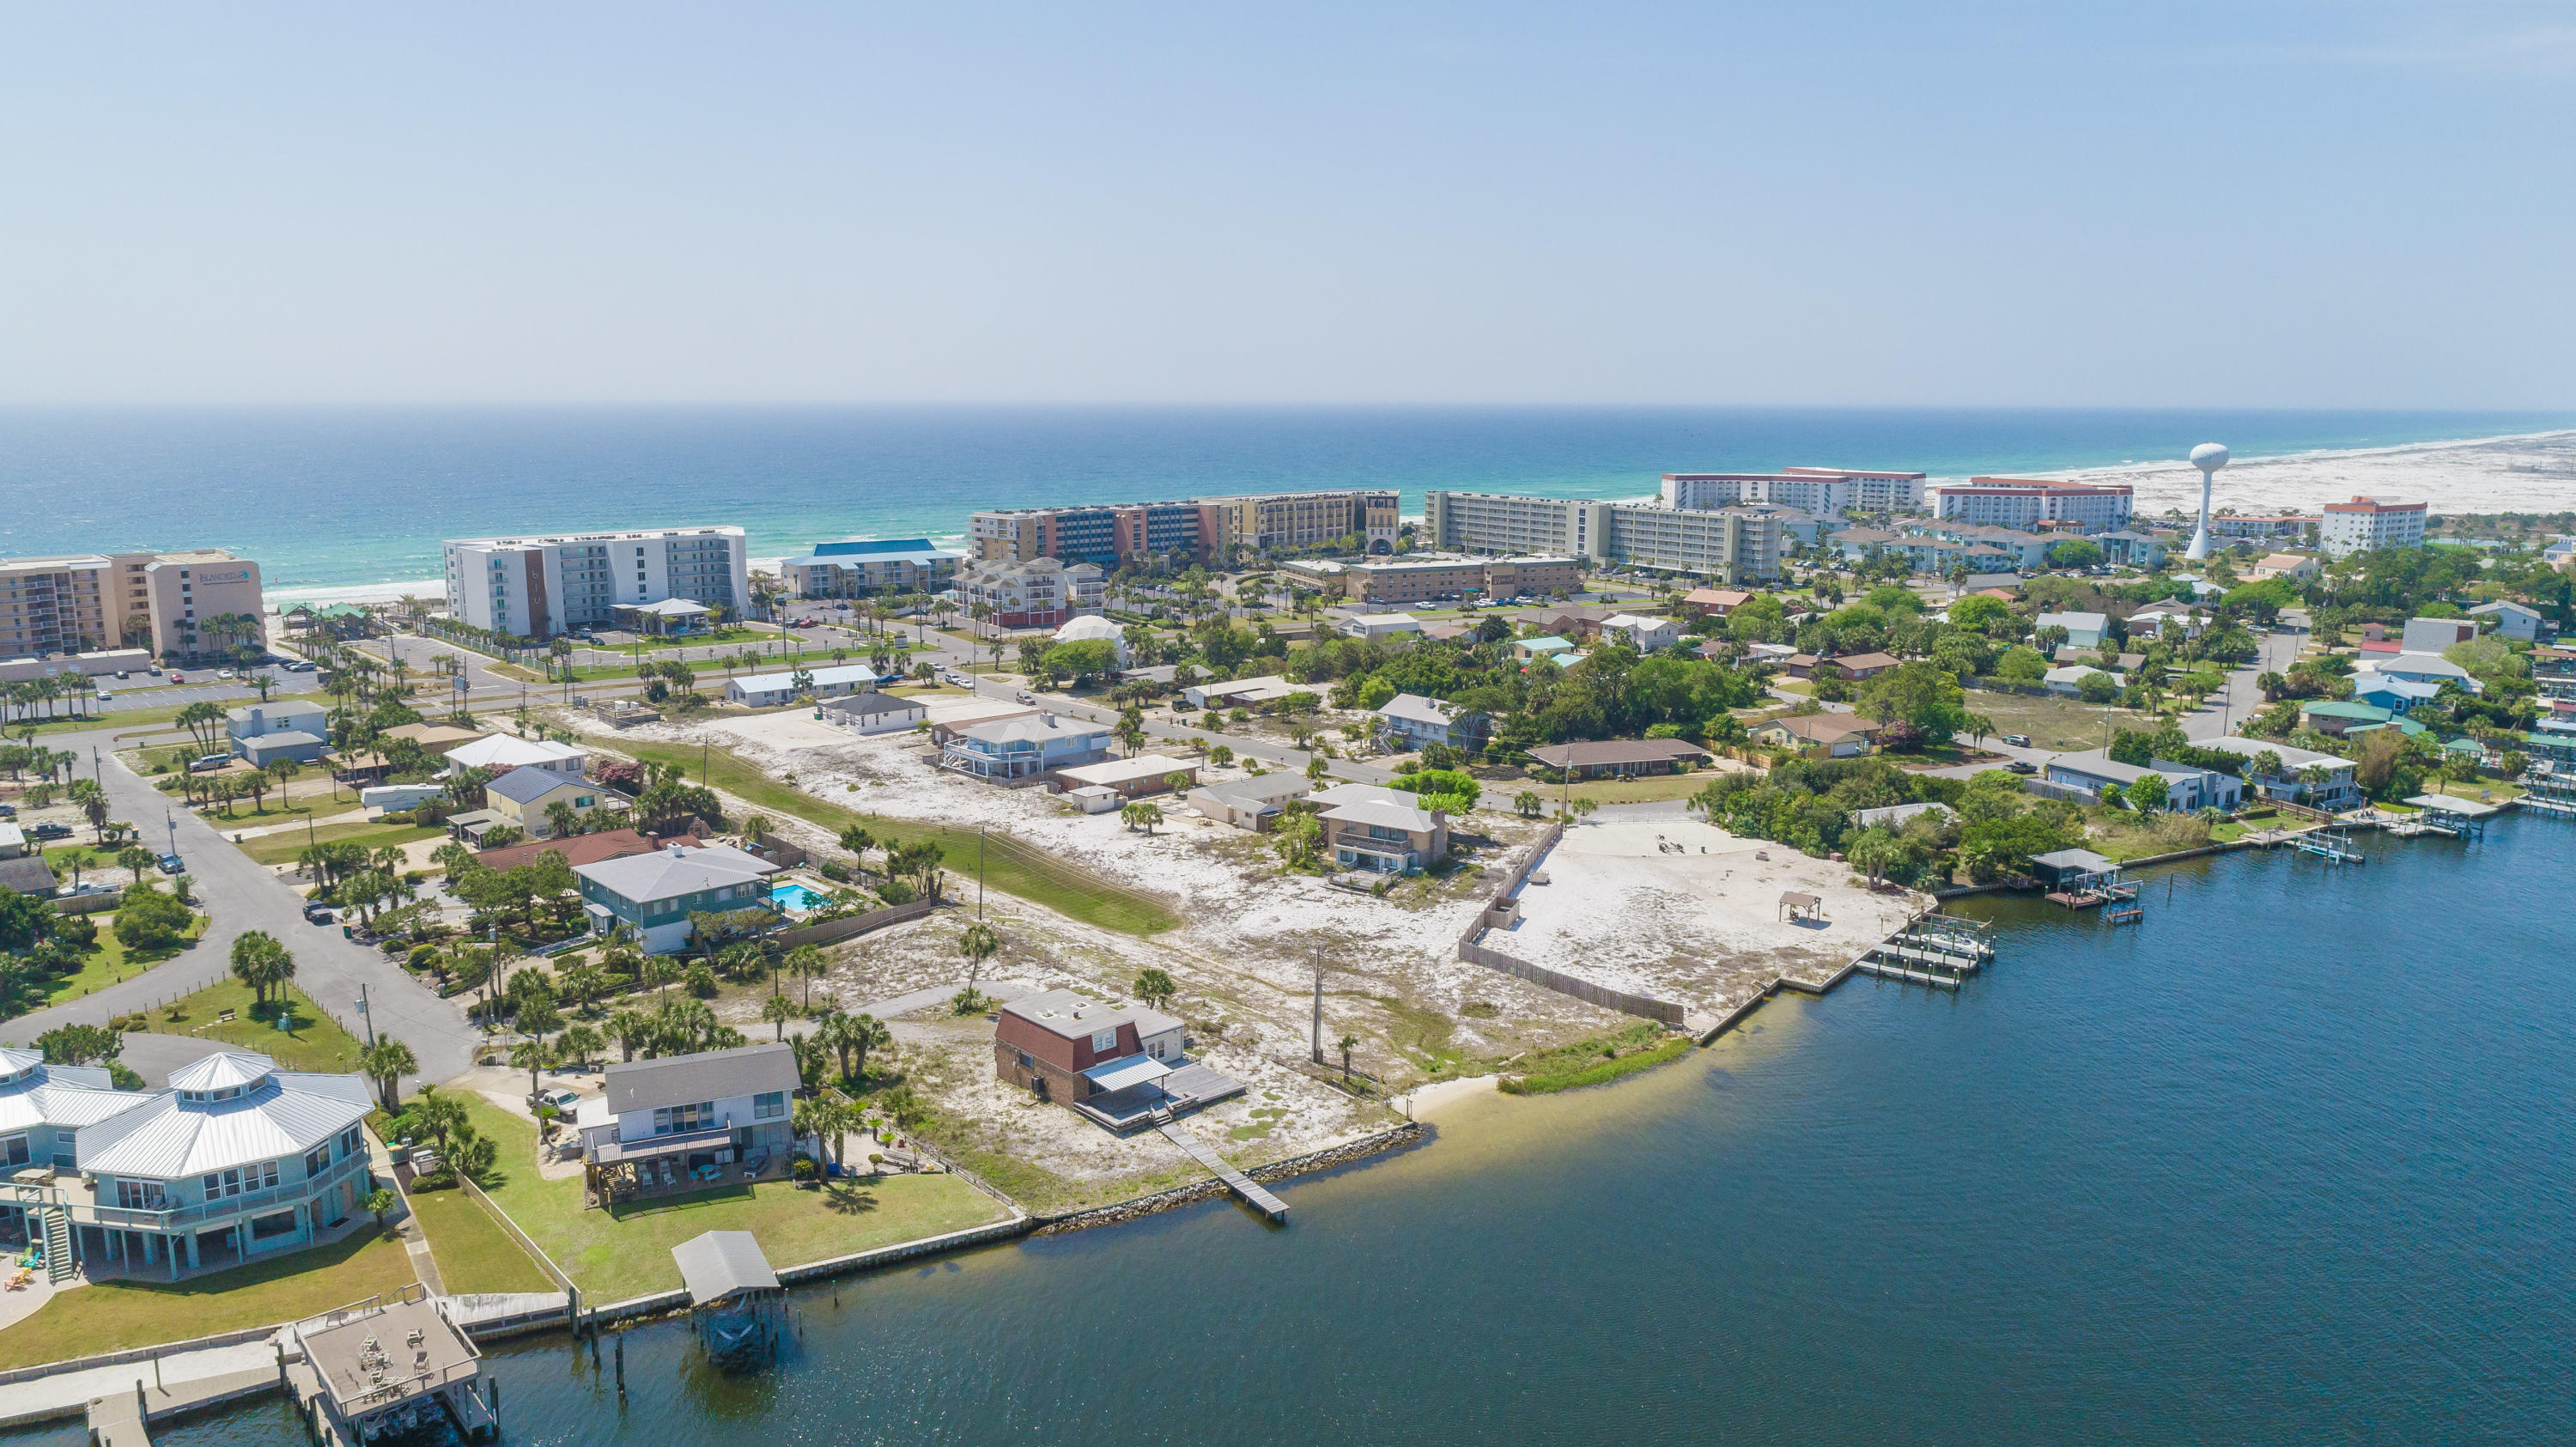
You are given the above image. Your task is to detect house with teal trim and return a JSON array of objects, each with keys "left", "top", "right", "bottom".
[{"left": 574, "top": 841, "right": 782, "bottom": 954}]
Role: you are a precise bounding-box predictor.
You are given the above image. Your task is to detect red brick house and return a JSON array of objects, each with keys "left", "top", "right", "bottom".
[{"left": 993, "top": 989, "right": 1186, "bottom": 1104}]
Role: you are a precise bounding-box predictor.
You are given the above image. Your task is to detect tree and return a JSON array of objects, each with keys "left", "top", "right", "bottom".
[
  {"left": 818, "top": 1011, "right": 890, "bottom": 1085},
  {"left": 228, "top": 929, "right": 294, "bottom": 1008},
  {"left": 1337, "top": 1033, "right": 1358, "bottom": 1081},
  {"left": 511, "top": 1037, "right": 560, "bottom": 1103},
  {"left": 1120, "top": 801, "right": 1163, "bottom": 833},
  {"left": 762, "top": 992, "right": 800, "bottom": 1041},
  {"left": 958, "top": 921, "right": 999, "bottom": 1000},
  {"left": 1844, "top": 827, "right": 1906, "bottom": 886},
  {"left": 36, "top": 1024, "right": 123, "bottom": 1067},
  {"left": 360, "top": 1037, "right": 419, "bottom": 1114},
  {"left": 555, "top": 1024, "right": 605, "bottom": 1070},
  {"left": 1133, "top": 967, "right": 1177, "bottom": 1012},
  {"left": 363, "top": 1186, "right": 399, "bottom": 1234},
  {"left": 785, "top": 943, "right": 828, "bottom": 1007},
  {"left": 2125, "top": 772, "right": 2169, "bottom": 812}
]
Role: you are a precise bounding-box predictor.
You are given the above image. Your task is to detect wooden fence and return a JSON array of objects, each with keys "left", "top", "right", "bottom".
[{"left": 775, "top": 897, "right": 937, "bottom": 950}]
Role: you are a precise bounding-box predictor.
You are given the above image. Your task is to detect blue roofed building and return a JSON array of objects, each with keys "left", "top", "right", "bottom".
[{"left": 780, "top": 538, "right": 965, "bottom": 599}]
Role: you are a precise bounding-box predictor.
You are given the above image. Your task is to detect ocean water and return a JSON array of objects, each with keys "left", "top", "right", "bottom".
[
  {"left": 14, "top": 818, "right": 2569, "bottom": 1446},
  {"left": 4, "top": 406, "right": 2570, "bottom": 592}
]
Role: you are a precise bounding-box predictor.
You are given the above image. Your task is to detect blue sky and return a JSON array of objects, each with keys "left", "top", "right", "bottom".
[{"left": 2, "top": 2, "right": 2568, "bottom": 406}]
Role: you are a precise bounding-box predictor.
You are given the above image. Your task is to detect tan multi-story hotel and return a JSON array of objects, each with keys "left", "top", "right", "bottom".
[
  {"left": 0, "top": 550, "right": 265, "bottom": 663},
  {"left": 969, "top": 489, "right": 1399, "bottom": 567}
]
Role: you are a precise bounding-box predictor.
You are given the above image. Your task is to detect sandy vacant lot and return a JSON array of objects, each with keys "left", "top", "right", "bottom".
[{"left": 1498, "top": 818, "right": 1922, "bottom": 1028}]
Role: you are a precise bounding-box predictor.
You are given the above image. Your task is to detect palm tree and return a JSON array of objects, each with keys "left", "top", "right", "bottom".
[
  {"left": 511, "top": 1037, "right": 560, "bottom": 1106},
  {"left": 228, "top": 930, "right": 294, "bottom": 1009},
  {"left": 606, "top": 1008, "right": 654, "bottom": 1062},
  {"left": 1337, "top": 1033, "right": 1358, "bottom": 1081},
  {"left": 1120, "top": 801, "right": 1163, "bottom": 834},
  {"left": 544, "top": 799, "right": 584, "bottom": 839},
  {"left": 817, "top": 1011, "right": 890, "bottom": 1085},
  {"left": 118, "top": 845, "right": 155, "bottom": 885},
  {"left": 1132, "top": 968, "right": 1177, "bottom": 1012},
  {"left": 958, "top": 921, "right": 999, "bottom": 996},
  {"left": 785, "top": 944, "right": 827, "bottom": 1007},
  {"left": 360, "top": 1037, "right": 419, "bottom": 1113},
  {"left": 761, "top": 993, "right": 799, "bottom": 1041}
]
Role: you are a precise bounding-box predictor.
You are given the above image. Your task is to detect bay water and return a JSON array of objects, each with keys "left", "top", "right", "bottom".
[{"left": 19, "top": 819, "right": 2571, "bottom": 1445}]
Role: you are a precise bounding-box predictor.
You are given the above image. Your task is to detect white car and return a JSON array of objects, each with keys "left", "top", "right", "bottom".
[
  {"left": 95, "top": 690, "right": 112, "bottom": 701},
  {"left": 216, "top": 668, "right": 235, "bottom": 679}
]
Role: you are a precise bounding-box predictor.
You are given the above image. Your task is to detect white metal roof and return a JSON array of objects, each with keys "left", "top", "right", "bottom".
[
  {"left": 1056, "top": 754, "right": 1194, "bottom": 788},
  {"left": 574, "top": 842, "right": 777, "bottom": 903},
  {"left": 672, "top": 1230, "right": 780, "bottom": 1304},
  {"left": 445, "top": 735, "right": 586, "bottom": 772},
  {"left": 730, "top": 662, "right": 880, "bottom": 695},
  {"left": 77, "top": 1055, "right": 371, "bottom": 1181},
  {"left": 0, "top": 1051, "right": 147, "bottom": 1135},
  {"left": 1322, "top": 797, "right": 1443, "bottom": 831}
]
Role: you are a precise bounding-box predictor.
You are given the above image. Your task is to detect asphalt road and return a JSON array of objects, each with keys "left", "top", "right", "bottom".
[{"left": 2, "top": 727, "right": 483, "bottom": 1088}]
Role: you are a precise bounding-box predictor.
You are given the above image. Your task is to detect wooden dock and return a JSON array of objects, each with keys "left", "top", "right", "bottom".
[
  {"left": 1851, "top": 958, "right": 1962, "bottom": 990},
  {"left": 85, "top": 1365, "right": 281, "bottom": 1447},
  {"left": 1158, "top": 1124, "right": 1288, "bottom": 1223}
]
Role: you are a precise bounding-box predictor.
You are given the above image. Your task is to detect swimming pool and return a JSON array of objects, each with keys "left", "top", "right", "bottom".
[{"left": 770, "top": 883, "right": 828, "bottom": 912}]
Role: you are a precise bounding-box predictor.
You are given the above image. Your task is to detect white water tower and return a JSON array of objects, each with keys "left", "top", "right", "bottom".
[{"left": 2184, "top": 441, "right": 2228, "bottom": 561}]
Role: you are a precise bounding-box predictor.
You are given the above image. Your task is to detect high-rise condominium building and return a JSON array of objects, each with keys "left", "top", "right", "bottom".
[
  {"left": 1420, "top": 493, "right": 1780, "bottom": 584},
  {"left": 1660, "top": 467, "right": 1928, "bottom": 515},
  {"left": 0, "top": 550, "right": 264, "bottom": 662},
  {"left": 1927, "top": 477, "right": 2134, "bottom": 532},
  {"left": 2318, "top": 496, "right": 2427, "bottom": 558},
  {"left": 969, "top": 490, "right": 1400, "bottom": 567},
  {"left": 442, "top": 526, "right": 750, "bottom": 639}
]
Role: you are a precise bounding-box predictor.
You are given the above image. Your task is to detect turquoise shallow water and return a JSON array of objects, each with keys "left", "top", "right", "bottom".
[
  {"left": 3, "top": 405, "right": 2568, "bottom": 588},
  {"left": 11, "top": 818, "right": 2570, "bottom": 1445}
]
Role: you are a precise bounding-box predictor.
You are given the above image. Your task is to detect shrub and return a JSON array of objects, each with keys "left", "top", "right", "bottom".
[
  {"left": 406, "top": 944, "right": 440, "bottom": 970},
  {"left": 685, "top": 963, "right": 720, "bottom": 997}
]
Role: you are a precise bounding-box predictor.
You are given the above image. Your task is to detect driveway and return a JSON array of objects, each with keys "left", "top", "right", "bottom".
[{"left": 1, "top": 727, "right": 483, "bottom": 1088}]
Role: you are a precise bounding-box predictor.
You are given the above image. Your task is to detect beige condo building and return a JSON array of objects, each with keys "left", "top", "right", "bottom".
[{"left": 0, "top": 550, "right": 265, "bottom": 663}]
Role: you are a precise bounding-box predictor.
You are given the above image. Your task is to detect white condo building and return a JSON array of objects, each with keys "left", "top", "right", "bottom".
[
  {"left": 1419, "top": 492, "right": 1779, "bottom": 584},
  {"left": 2318, "top": 496, "right": 2427, "bottom": 558},
  {"left": 1928, "top": 477, "right": 2134, "bottom": 532},
  {"left": 443, "top": 526, "right": 750, "bottom": 640},
  {"left": 1661, "top": 468, "right": 1928, "bottom": 515}
]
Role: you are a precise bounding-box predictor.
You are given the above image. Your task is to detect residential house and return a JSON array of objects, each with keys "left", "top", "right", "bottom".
[
  {"left": 2400, "top": 617, "right": 2479, "bottom": 654},
  {"left": 993, "top": 989, "right": 1187, "bottom": 1107},
  {"left": 225, "top": 701, "right": 327, "bottom": 746},
  {"left": 2054, "top": 647, "right": 2145, "bottom": 671},
  {"left": 0, "top": 823, "right": 24, "bottom": 860},
  {"left": 69, "top": 1052, "right": 373, "bottom": 1277},
  {"left": 723, "top": 663, "right": 881, "bottom": 708},
  {"left": 2127, "top": 606, "right": 2207, "bottom": 641},
  {"left": 1376, "top": 693, "right": 1490, "bottom": 751},
  {"left": 2251, "top": 552, "right": 2318, "bottom": 582},
  {"left": 1342, "top": 612, "right": 1425, "bottom": 641},
  {"left": 2043, "top": 749, "right": 2242, "bottom": 812},
  {"left": 1851, "top": 800, "right": 1953, "bottom": 830},
  {"left": 483, "top": 766, "right": 611, "bottom": 839},
  {"left": 2357, "top": 652, "right": 2482, "bottom": 696},
  {"left": 574, "top": 841, "right": 781, "bottom": 954},
  {"left": 1600, "top": 613, "right": 1680, "bottom": 650},
  {"left": 1321, "top": 793, "right": 1449, "bottom": 874},
  {"left": 2044, "top": 665, "right": 2122, "bottom": 697},
  {"left": 1180, "top": 674, "right": 1300, "bottom": 709},
  {"left": 1188, "top": 773, "right": 1313, "bottom": 830},
  {"left": 0, "top": 853, "right": 56, "bottom": 899},
  {"left": 2197, "top": 737, "right": 2362, "bottom": 811},
  {"left": 2350, "top": 674, "right": 2441, "bottom": 714},
  {"left": 939, "top": 712, "right": 1114, "bottom": 782},
  {"left": 443, "top": 734, "right": 587, "bottom": 779},
  {"left": 477, "top": 826, "right": 669, "bottom": 873},
  {"left": 379, "top": 722, "right": 486, "bottom": 757},
  {"left": 1511, "top": 635, "right": 1577, "bottom": 661},
  {"left": 1752, "top": 712, "right": 1881, "bottom": 759},
  {"left": 820, "top": 691, "right": 927, "bottom": 735},
  {"left": 2035, "top": 611, "right": 2110, "bottom": 648},
  {"left": 2469, "top": 599, "right": 2549, "bottom": 641},
  {"left": 1832, "top": 651, "right": 1902, "bottom": 680},
  {"left": 2300, "top": 701, "right": 2427, "bottom": 740},
  {"left": 1054, "top": 754, "right": 1199, "bottom": 799},
  {"left": 577, "top": 1043, "right": 801, "bottom": 1196},
  {"left": 0, "top": 1049, "right": 152, "bottom": 1226},
  {"left": 1679, "top": 588, "right": 1753, "bottom": 618},
  {"left": 236, "top": 731, "right": 326, "bottom": 767},
  {"left": 1525, "top": 739, "right": 1710, "bottom": 780}
]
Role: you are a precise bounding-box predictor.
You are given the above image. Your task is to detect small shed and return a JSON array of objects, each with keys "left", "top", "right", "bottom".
[
  {"left": 1777, "top": 891, "right": 1824, "bottom": 922},
  {"left": 2028, "top": 848, "right": 2117, "bottom": 890}
]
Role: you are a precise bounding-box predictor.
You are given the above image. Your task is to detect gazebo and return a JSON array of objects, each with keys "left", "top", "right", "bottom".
[
  {"left": 1777, "top": 891, "right": 1825, "bottom": 923},
  {"left": 613, "top": 598, "right": 714, "bottom": 636}
]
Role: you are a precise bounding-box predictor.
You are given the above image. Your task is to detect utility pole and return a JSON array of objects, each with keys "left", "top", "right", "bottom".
[
  {"left": 1309, "top": 951, "right": 1326, "bottom": 1066},
  {"left": 357, "top": 984, "right": 376, "bottom": 1047},
  {"left": 977, "top": 828, "right": 987, "bottom": 920}
]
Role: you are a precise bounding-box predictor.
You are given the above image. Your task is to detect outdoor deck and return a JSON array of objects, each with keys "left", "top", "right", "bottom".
[{"left": 1068, "top": 1062, "right": 1247, "bottom": 1134}]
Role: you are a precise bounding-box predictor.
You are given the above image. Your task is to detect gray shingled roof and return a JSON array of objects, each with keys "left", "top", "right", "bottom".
[{"left": 605, "top": 1042, "right": 799, "bottom": 1116}]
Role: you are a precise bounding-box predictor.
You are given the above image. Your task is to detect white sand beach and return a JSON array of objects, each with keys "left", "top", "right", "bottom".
[{"left": 2049, "top": 429, "right": 2576, "bottom": 520}]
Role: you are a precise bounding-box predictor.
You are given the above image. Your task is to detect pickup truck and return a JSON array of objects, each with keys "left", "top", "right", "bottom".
[{"left": 27, "top": 823, "right": 73, "bottom": 842}]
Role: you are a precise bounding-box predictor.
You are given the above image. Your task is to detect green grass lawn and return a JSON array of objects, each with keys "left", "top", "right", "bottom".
[
  {"left": 453, "top": 1097, "right": 1008, "bottom": 1302},
  {"left": 28, "top": 913, "right": 211, "bottom": 1012},
  {"left": 0, "top": 1227, "right": 416, "bottom": 1369},
  {"left": 238, "top": 820, "right": 444, "bottom": 866},
  {"left": 404, "top": 1183, "right": 556, "bottom": 1294},
  {"left": 136, "top": 981, "right": 369, "bottom": 1074},
  {"left": 617, "top": 739, "right": 1180, "bottom": 936}
]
